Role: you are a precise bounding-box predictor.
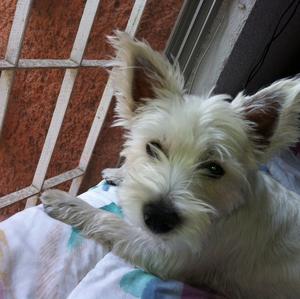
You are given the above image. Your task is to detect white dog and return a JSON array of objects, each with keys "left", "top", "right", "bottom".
[{"left": 41, "top": 31, "right": 300, "bottom": 298}]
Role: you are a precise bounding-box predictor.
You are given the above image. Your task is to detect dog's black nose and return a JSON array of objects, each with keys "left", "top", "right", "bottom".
[{"left": 143, "top": 201, "right": 181, "bottom": 234}]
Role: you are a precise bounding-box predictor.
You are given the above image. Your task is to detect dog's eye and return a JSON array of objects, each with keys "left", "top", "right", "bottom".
[
  {"left": 200, "top": 161, "right": 225, "bottom": 178},
  {"left": 146, "top": 141, "right": 162, "bottom": 159}
]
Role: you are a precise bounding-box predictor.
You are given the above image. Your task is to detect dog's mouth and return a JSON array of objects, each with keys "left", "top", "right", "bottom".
[{"left": 142, "top": 201, "right": 182, "bottom": 234}]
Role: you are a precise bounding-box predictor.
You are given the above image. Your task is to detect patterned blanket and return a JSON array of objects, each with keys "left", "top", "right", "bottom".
[
  {"left": 2, "top": 149, "right": 299, "bottom": 299},
  {"left": 0, "top": 181, "right": 223, "bottom": 299}
]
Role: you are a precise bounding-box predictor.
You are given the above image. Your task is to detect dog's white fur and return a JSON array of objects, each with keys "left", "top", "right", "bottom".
[{"left": 41, "top": 32, "right": 300, "bottom": 298}]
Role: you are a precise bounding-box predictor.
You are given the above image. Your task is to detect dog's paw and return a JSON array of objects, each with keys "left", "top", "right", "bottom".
[
  {"left": 40, "top": 189, "right": 82, "bottom": 222},
  {"left": 102, "top": 167, "right": 123, "bottom": 186},
  {"left": 41, "top": 189, "right": 73, "bottom": 204}
]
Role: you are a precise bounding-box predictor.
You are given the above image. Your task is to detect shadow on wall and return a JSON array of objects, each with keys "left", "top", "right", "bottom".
[{"left": 216, "top": 0, "right": 300, "bottom": 96}]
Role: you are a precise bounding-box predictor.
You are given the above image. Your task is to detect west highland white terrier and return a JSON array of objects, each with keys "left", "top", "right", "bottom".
[{"left": 41, "top": 31, "right": 300, "bottom": 299}]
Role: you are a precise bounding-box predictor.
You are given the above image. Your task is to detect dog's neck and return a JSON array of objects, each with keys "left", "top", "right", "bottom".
[
  {"left": 214, "top": 170, "right": 299, "bottom": 254},
  {"left": 199, "top": 170, "right": 300, "bottom": 292}
]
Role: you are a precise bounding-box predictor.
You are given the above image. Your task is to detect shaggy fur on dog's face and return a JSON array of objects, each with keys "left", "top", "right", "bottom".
[
  {"left": 109, "top": 32, "right": 300, "bottom": 252},
  {"left": 119, "top": 95, "right": 253, "bottom": 244},
  {"left": 41, "top": 32, "right": 300, "bottom": 298}
]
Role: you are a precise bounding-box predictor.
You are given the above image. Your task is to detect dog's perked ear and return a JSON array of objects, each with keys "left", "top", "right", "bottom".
[
  {"left": 232, "top": 76, "right": 300, "bottom": 161},
  {"left": 108, "top": 31, "right": 185, "bottom": 128}
]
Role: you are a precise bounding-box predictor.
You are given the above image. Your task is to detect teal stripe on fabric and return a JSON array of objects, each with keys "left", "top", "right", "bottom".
[
  {"left": 100, "top": 202, "right": 123, "bottom": 218},
  {"left": 67, "top": 227, "right": 84, "bottom": 250},
  {"left": 142, "top": 279, "right": 183, "bottom": 299},
  {"left": 120, "top": 269, "right": 156, "bottom": 298}
]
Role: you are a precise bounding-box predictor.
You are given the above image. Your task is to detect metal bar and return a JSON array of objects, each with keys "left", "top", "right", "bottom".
[
  {"left": 0, "top": 70, "right": 15, "bottom": 133},
  {"left": 81, "top": 59, "right": 116, "bottom": 68},
  {"left": 69, "top": 0, "right": 148, "bottom": 196},
  {"left": 24, "top": 195, "right": 39, "bottom": 209},
  {"left": 124, "top": 0, "right": 147, "bottom": 36},
  {"left": 0, "top": 167, "right": 84, "bottom": 209},
  {"left": 70, "top": 0, "right": 100, "bottom": 64},
  {"left": 69, "top": 78, "right": 114, "bottom": 196},
  {"left": 0, "top": 61, "right": 14, "bottom": 69},
  {"left": 0, "top": 185, "right": 39, "bottom": 209},
  {"left": 0, "top": 59, "right": 115, "bottom": 69},
  {"left": 182, "top": 0, "right": 218, "bottom": 74},
  {"left": 18, "top": 59, "right": 78, "bottom": 68},
  {"left": 5, "top": 0, "right": 33, "bottom": 64},
  {"left": 164, "top": 0, "right": 189, "bottom": 55},
  {"left": 187, "top": 10, "right": 224, "bottom": 93},
  {"left": 43, "top": 168, "right": 84, "bottom": 189},
  {"left": 175, "top": 0, "right": 204, "bottom": 61},
  {"left": 78, "top": 79, "right": 114, "bottom": 171},
  {"left": 31, "top": 69, "right": 78, "bottom": 189},
  {"left": 0, "top": 0, "right": 33, "bottom": 136},
  {"left": 29, "top": 0, "right": 101, "bottom": 201}
]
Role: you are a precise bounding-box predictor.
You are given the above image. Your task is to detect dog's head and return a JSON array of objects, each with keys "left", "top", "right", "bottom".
[{"left": 109, "top": 31, "right": 300, "bottom": 248}]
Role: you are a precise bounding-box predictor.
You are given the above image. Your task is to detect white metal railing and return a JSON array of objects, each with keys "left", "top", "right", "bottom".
[
  {"left": 0, "top": 0, "right": 147, "bottom": 209},
  {"left": 165, "top": 0, "right": 222, "bottom": 89}
]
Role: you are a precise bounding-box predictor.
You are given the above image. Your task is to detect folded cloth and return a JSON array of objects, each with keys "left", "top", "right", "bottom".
[
  {"left": 68, "top": 253, "right": 224, "bottom": 299},
  {"left": 3, "top": 149, "right": 300, "bottom": 299},
  {"left": 0, "top": 181, "right": 224, "bottom": 299}
]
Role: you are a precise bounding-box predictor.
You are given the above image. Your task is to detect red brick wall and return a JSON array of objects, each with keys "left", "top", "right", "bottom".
[{"left": 0, "top": 0, "right": 183, "bottom": 220}]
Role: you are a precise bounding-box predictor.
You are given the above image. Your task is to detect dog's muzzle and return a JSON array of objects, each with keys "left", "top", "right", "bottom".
[{"left": 143, "top": 200, "right": 181, "bottom": 234}]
